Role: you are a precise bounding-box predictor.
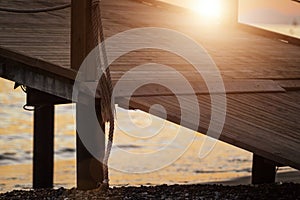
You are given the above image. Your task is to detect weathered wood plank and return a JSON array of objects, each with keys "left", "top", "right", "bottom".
[
  {"left": 1, "top": 0, "right": 300, "bottom": 82},
  {"left": 275, "top": 80, "right": 300, "bottom": 91},
  {"left": 122, "top": 92, "right": 300, "bottom": 169},
  {"left": 238, "top": 23, "right": 300, "bottom": 46},
  {"left": 80, "top": 79, "right": 284, "bottom": 99},
  {"left": 0, "top": 46, "right": 76, "bottom": 79},
  {"left": 0, "top": 53, "right": 74, "bottom": 101}
]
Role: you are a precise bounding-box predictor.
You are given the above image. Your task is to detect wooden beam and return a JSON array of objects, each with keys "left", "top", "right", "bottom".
[
  {"left": 124, "top": 93, "right": 300, "bottom": 170},
  {"left": 71, "top": 0, "right": 105, "bottom": 190},
  {"left": 32, "top": 102, "right": 55, "bottom": 189},
  {"left": 238, "top": 23, "right": 300, "bottom": 46},
  {"left": 222, "top": 0, "right": 239, "bottom": 25},
  {"left": 252, "top": 154, "right": 276, "bottom": 184},
  {"left": 0, "top": 53, "right": 74, "bottom": 101},
  {"left": 275, "top": 80, "right": 300, "bottom": 91},
  {"left": 81, "top": 79, "right": 285, "bottom": 99},
  {"left": 71, "top": 0, "right": 96, "bottom": 80},
  {"left": 27, "top": 88, "right": 71, "bottom": 106},
  {"left": 0, "top": 46, "right": 77, "bottom": 80}
]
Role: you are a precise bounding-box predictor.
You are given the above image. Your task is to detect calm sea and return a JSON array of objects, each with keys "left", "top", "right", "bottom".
[
  {"left": 0, "top": 75, "right": 298, "bottom": 191},
  {"left": 0, "top": 78, "right": 257, "bottom": 191}
]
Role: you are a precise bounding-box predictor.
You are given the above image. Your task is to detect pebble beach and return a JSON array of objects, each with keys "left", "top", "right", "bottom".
[{"left": 1, "top": 183, "right": 300, "bottom": 200}]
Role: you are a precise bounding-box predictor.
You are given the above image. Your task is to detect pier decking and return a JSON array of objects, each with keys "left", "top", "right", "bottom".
[{"left": 0, "top": 0, "right": 299, "bottom": 189}]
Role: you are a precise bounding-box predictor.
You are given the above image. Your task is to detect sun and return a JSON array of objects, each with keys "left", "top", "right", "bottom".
[{"left": 191, "top": 0, "right": 222, "bottom": 19}]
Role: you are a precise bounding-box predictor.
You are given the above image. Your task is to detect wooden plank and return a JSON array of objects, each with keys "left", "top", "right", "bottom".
[
  {"left": 127, "top": 0, "right": 192, "bottom": 14},
  {"left": 0, "top": 46, "right": 76, "bottom": 80},
  {"left": 238, "top": 23, "right": 300, "bottom": 46},
  {"left": 80, "top": 79, "right": 284, "bottom": 99},
  {"left": 122, "top": 92, "right": 300, "bottom": 170},
  {"left": 275, "top": 80, "right": 300, "bottom": 91},
  {"left": 71, "top": 0, "right": 96, "bottom": 80},
  {"left": 1, "top": 0, "right": 300, "bottom": 81},
  {"left": 0, "top": 55, "right": 74, "bottom": 101}
]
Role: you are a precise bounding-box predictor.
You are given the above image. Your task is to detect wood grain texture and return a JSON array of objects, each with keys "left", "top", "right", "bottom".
[
  {"left": 80, "top": 79, "right": 285, "bottom": 98},
  {"left": 121, "top": 92, "right": 300, "bottom": 169}
]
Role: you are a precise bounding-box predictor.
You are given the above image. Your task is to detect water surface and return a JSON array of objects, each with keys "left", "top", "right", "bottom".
[{"left": 0, "top": 78, "right": 256, "bottom": 192}]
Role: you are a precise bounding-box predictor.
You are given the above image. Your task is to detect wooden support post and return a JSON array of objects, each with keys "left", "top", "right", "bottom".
[
  {"left": 252, "top": 154, "right": 276, "bottom": 184},
  {"left": 71, "top": 0, "right": 105, "bottom": 190},
  {"left": 27, "top": 88, "right": 70, "bottom": 189},
  {"left": 222, "top": 0, "right": 239, "bottom": 26},
  {"left": 71, "top": 0, "right": 96, "bottom": 80},
  {"left": 33, "top": 104, "right": 54, "bottom": 189},
  {"left": 76, "top": 99, "right": 105, "bottom": 190}
]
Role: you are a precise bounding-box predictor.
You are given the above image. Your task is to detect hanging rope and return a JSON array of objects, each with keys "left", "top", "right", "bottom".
[
  {"left": 0, "top": 3, "right": 70, "bottom": 13},
  {"left": 2, "top": 0, "right": 114, "bottom": 190},
  {"left": 91, "top": 0, "right": 115, "bottom": 191}
]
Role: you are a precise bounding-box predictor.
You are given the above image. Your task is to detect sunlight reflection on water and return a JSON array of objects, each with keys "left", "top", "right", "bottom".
[
  {"left": 0, "top": 78, "right": 256, "bottom": 191},
  {"left": 0, "top": 78, "right": 299, "bottom": 192}
]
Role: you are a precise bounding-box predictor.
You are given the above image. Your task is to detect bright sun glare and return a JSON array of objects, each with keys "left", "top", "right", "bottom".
[{"left": 192, "top": 0, "right": 222, "bottom": 19}]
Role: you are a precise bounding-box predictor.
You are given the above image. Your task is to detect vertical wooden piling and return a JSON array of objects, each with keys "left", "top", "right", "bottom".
[
  {"left": 71, "top": 0, "right": 105, "bottom": 190},
  {"left": 33, "top": 104, "right": 54, "bottom": 189},
  {"left": 71, "top": 0, "right": 96, "bottom": 80},
  {"left": 76, "top": 99, "right": 105, "bottom": 190},
  {"left": 222, "top": 0, "right": 239, "bottom": 25},
  {"left": 252, "top": 154, "right": 276, "bottom": 184},
  {"left": 28, "top": 88, "right": 69, "bottom": 189}
]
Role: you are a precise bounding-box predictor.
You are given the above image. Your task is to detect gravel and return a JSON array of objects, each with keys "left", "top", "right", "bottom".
[{"left": 0, "top": 183, "right": 299, "bottom": 200}]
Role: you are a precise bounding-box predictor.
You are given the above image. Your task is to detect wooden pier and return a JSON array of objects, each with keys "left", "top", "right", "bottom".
[{"left": 0, "top": 0, "right": 300, "bottom": 189}]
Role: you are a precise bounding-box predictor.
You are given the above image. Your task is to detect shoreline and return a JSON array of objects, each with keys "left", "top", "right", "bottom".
[
  {"left": 0, "top": 160, "right": 299, "bottom": 194},
  {"left": 0, "top": 153, "right": 299, "bottom": 193}
]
